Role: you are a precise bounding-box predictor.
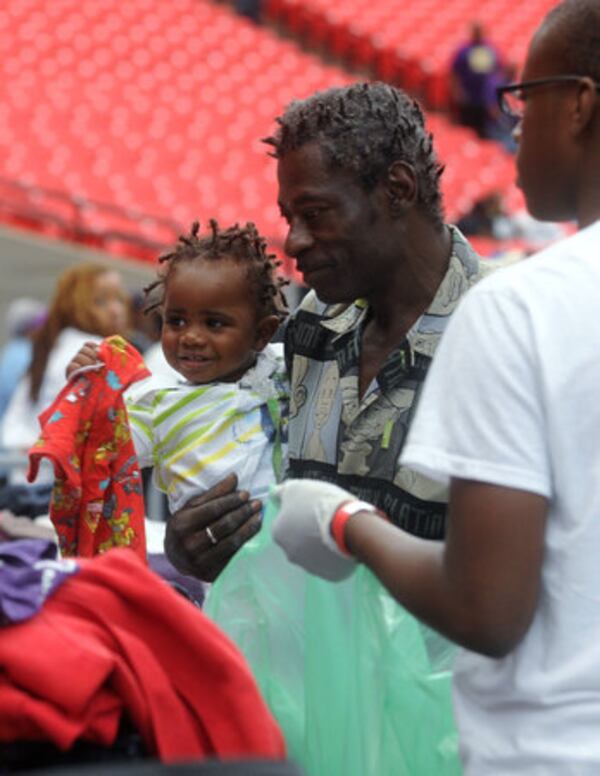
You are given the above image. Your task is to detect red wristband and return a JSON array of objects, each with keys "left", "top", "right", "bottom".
[{"left": 330, "top": 500, "right": 382, "bottom": 556}]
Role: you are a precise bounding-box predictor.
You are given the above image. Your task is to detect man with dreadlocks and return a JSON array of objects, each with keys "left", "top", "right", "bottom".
[
  {"left": 165, "top": 82, "right": 489, "bottom": 582},
  {"left": 70, "top": 219, "right": 289, "bottom": 519}
]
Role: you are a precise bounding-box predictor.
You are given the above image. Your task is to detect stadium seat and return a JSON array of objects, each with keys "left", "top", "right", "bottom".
[{"left": 0, "top": 0, "right": 527, "bottom": 266}]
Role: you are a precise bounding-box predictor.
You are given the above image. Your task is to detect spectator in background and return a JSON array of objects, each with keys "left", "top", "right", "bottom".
[
  {"left": 0, "top": 298, "right": 46, "bottom": 421},
  {"left": 458, "top": 190, "right": 570, "bottom": 248},
  {"left": 235, "top": 0, "right": 262, "bottom": 24},
  {"left": 0, "top": 262, "right": 130, "bottom": 486},
  {"left": 128, "top": 288, "right": 182, "bottom": 381},
  {"left": 485, "top": 61, "right": 519, "bottom": 152},
  {"left": 450, "top": 22, "right": 505, "bottom": 139},
  {"left": 456, "top": 190, "right": 507, "bottom": 239},
  {"left": 127, "top": 289, "right": 161, "bottom": 355}
]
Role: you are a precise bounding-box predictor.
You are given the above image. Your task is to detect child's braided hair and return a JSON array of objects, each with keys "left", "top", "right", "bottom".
[{"left": 145, "top": 219, "right": 289, "bottom": 322}]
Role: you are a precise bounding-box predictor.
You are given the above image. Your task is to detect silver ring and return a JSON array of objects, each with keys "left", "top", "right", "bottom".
[{"left": 205, "top": 525, "right": 218, "bottom": 546}]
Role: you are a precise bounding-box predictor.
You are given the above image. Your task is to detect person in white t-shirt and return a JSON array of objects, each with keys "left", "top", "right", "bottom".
[{"left": 269, "top": 1, "right": 600, "bottom": 773}]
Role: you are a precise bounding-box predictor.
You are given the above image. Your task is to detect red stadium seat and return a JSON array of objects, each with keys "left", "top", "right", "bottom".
[
  {"left": 0, "top": 0, "right": 526, "bottom": 267},
  {"left": 265, "top": 0, "right": 558, "bottom": 109}
]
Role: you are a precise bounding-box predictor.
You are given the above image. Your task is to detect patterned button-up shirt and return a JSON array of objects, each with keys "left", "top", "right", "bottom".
[{"left": 284, "top": 226, "right": 490, "bottom": 539}]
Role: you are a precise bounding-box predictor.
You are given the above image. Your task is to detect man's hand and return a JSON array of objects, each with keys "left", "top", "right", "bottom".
[
  {"left": 164, "top": 473, "right": 262, "bottom": 582},
  {"left": 270, "top": 479, "right": 359, "bottom": 581},
  {"left": 65, "top": 342, "right": 102, "bottom": 380}
]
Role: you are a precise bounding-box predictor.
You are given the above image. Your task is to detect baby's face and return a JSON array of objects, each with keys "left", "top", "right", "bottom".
[{"left": 160, "top": 258, "right": 261, "bottom": 384}]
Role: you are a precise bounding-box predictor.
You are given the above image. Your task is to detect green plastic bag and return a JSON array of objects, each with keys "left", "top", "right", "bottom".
[{"left": 205, "top": 499, "right": 462, "bottom": 776}]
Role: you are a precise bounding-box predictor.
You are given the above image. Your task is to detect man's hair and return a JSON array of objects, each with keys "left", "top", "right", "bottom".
[
  {"left": 263, "top": 81, "right": 445, "bottom": 226},
  {"left": 145, "top": 220, "right": 289, "bottom": 322},
  {"left": 543, "top": 0, "right": 600, "bottom": 81}
]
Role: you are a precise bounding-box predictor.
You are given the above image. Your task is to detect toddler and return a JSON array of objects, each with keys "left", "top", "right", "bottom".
[{"left": 71, "top": 220, "right": 289, "bottom": 519}]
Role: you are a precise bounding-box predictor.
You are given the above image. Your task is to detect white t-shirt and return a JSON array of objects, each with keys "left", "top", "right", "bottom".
[{"left": 401, "top": 221, "right": 600, "bottom": 775}]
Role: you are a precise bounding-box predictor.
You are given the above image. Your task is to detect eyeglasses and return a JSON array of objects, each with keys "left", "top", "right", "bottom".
[{"left": 497, "top": 76, "right": 600, "bottom": 121}]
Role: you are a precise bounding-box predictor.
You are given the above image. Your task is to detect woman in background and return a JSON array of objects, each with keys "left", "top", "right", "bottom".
[{"left": 0, "top": 262, "right": 130, "bottom": 484}]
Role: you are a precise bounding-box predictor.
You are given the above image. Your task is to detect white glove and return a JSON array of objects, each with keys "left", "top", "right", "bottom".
[{"left": 269, "top": 479, "right": 358, "bottom": 582}]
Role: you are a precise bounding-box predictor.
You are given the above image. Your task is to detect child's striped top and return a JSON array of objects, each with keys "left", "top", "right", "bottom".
[{"left": 126, "top": 344, "right": 289, "bottom": 513}]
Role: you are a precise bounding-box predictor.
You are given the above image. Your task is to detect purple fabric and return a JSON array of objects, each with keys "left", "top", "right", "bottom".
[
  {"left": 148, "top": 553, "right": 206, "bottom": 608},
  {"left": 0, "top": 539, "right": 79, "bottom": 625}
]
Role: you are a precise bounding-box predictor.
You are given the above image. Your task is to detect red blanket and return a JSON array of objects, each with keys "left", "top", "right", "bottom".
[{"left": 0, "top": 548, "right": 286, "bottom": 761}]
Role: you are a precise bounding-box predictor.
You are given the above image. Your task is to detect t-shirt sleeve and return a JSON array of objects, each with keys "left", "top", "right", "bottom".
[{"left": 401, "top": 283, "right": 552, "bottom": 498}]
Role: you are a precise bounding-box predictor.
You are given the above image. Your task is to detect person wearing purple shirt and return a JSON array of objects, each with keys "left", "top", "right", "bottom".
[{"left": 450, "top": 22, "right": 505, "bottom": 138}]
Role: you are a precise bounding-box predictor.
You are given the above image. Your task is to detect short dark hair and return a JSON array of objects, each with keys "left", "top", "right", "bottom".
[
  {"left": 263, "top": 81, "right": 445, "bottom": 225},
  {"left": 145, "top": 220, "right": 289, "bottom": 322},
  {"left": 542, "top": 0, "right": 600, "bottom": 81}
]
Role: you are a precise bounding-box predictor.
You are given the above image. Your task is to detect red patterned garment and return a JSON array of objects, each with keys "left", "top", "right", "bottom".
[{"left": 27, "top": 336, "right": 150, "bottom": 561}]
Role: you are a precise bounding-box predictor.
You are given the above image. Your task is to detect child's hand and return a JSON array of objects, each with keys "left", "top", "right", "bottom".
[{"left": 65, "top": 341, "right": 102, "bottom": 380}]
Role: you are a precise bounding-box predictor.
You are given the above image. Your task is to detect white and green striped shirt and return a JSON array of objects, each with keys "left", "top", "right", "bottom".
[{"left": 126, "top": 344, "right": 289, "bottom": 512}]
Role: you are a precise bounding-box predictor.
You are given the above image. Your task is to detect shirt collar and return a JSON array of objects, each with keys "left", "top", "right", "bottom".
[
  {"left": 238, "top": 343, "right": 286, "bottom": 398},
  {"left": 319, "top": 297, "right": 369, "bottom": 337},
  {"left": 319, "top": 225, "right": 482, "bottom": 358}
]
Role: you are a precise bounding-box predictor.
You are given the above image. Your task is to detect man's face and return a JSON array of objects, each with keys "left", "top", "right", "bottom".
[
  {"left": 277, "top": 141, "right": 392, "bottom": 305},
  {"left": 515, "top": 27, "right": 577, "bottom": 222}
]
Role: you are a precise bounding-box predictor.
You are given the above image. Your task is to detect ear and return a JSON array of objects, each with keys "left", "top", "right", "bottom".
[
  {"left": 572, "top": 77, "right": 599, "bottom": 137},
  {"left": 253, "top": 315, "right": 280, "bottom": 352},
  {"left": 385, "top": 160, "right": 418, "bottom": 215}
]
